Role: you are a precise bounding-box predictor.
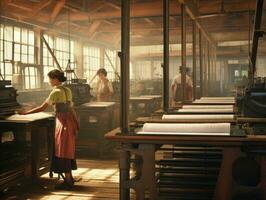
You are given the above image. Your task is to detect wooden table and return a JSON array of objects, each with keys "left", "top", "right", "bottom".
[
  {"left": 0, "top": 112, "right": 54, "bottom": 190},
  {"left": 105, "top": 129, "right": 266, "bottom": 200},
  {"left": 130, "top": 97, "right": 154, "bottom": 120},
  {"left": 76, "top": 102, "right": 116, "bottom": 157}
]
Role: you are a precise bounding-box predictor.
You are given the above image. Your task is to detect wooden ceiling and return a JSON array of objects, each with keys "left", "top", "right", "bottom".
[{"left": 0, "top": 0, "right": 265, "bottom": 57}]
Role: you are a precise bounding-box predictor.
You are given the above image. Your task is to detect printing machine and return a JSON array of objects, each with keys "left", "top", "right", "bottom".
[
  {"left": 241, "top": 78, "right": 266, "bottom": 118},
  {"left": 65, "top": 78, "right": 93, "bottom": 106},
  {"left": 0, "top": 80, "right": 20, "bottom": 117}
]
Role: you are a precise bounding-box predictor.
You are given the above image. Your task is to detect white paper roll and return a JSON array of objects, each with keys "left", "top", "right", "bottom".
[
  {"left": 177, "top": 108, "right": 234, "bottom": 113},
  {"left": 200, "top": 97, "right": 235, "bottom": 100},
  {"left": 194, "top": 99, "right": 234, "bottom": 102},
  {"left": 142, "top": 123, "right": 230, "bottom": 133},
  {"left": 182, "top": 105, "right": 234, "bottom": 109},
  {"left": 137, "top": 132, "right": 230, "bottom": 136},
  {"left": 193, "top": 100, "right": 235, "bottom": 104},
  {"left": 162, "top": 114, "right": 234, "bottom": 120}
]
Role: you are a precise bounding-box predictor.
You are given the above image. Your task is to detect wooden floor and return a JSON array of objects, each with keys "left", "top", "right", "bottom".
[{"left": 2, "top": 159, "right": 121, "bottom": 200}]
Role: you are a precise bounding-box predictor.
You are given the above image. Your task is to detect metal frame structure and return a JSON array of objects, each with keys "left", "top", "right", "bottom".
[
  {"left": 250, "top": 0, "right": 265, "bottom": 82},
  {"left": 163, "top": 0, "right": 170, "bottom": 112},
  {"left": 181, "top": 3, "right": 187, "bottom": 103}
]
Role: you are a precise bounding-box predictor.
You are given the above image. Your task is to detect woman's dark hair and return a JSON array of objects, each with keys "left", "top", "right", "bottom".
[
  {"left": 97, "top": 68, "right": 107, "bottom": 77},
  {"left": 47, "top": 69, "right": 67, "bottom": 82}
]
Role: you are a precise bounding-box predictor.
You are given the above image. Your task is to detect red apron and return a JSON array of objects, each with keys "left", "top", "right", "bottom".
[{"left": 54, "top": 111, "right": 79, "bottom": 159}]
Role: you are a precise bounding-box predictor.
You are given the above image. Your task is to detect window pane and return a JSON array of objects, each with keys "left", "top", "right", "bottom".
[
  {"left": 14, "top": 44, "right": 20, "bottom": 53},
  {"left": 28, "top": 46, "right": 34, "bottom": 55},
  {"left": 4, "top": 42, "right": 12, "bottom": 60},
  {"left": 14, "top": 53, "right": 20, "bottom": 61},
  {"left": 22, "top": 45, "right": 27, "bottom": 53},
  {"left": 28, "top": 55, "right": 34, "bottom": 63},
  {"left": 0, "top": 25, "right": 3, "bottom": 39},
  {"left": 4, "top": 26, "right": 13, "bottom": 41},
  {"left": 28, "top": 31, "right": 34, "bottom": 45},
  {"left": 14, "top": 27, "right": 21, "bottom": 43},
  {"left": 5, "top": 63, "right": 12, "bottom": 74},
  {"left": 22, "top": 54, "right": 28, "bottom": 63},
  {"left": 21, "top": 29, "right": 28, "bottom": 43}
]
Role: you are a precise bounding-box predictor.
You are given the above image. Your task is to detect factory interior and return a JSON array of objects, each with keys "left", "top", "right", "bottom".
[{"left": 0, "top": 0, "right": 266, "bottom": 199}]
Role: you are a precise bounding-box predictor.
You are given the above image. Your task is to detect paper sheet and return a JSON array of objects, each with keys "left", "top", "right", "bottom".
[
  {"left": 162, "top": 114, "right": 234, "bottom": 120},
  {"left": 137, "top": 131, "right": 230, "bottom": 136},
  {"left": 4, "top": 112, "right": 54, "bottom": 122},
  {"left": 200, "top": 97, "right": 235, "bottom": 100},
  {"left": 182, "top": 105, "right": 234, "bottom": 109},
  {"left": 141, "top": 123, "right": 230, "bottom": 133},
  {"left": 194, "top": 99, "right": 235, "bottom": 103},
  {"left": 81, "top": 102, "right": 115, "bottom": 107},
  {"left": 177, "top": 108, "right": 234, "bottom": 113}
]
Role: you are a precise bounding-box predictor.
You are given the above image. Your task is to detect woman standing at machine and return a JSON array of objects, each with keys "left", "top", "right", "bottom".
[
  {"left": 96, "top": 68, "right": 114, "bottom": 101},
  {"left": 19, "top": 69, "right": 79, "bottom": 189}
]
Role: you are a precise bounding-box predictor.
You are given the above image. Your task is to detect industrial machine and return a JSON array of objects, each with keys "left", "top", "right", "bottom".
[
  {"left": 0, "top": 77, "right": 20, "bottom": 117},
  {"left": 65, "top": 78, "right": 92, "bottom": 106},
  {"left": 242, "top": 77, "right": 266, "bottom": 118}
]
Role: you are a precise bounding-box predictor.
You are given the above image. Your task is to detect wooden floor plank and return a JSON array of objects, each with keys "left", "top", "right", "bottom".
[{"left": 2, "top": 159, "right": 125, "bottom": 200}]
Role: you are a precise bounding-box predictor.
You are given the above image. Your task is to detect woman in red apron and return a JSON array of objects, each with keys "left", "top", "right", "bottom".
[{"left": 19, "top": 69, "right": 79, "bottom": 189}]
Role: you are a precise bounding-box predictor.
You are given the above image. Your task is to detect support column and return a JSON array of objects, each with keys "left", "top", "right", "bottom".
[
  {"left": 207, "top": 41, "right": 210, "bottom": 96},
  {"left": 181, "top": 3, "right": 187, "bottom": 103},
  {"left": 120, "top": 0, "right": 130, "bottom": 134},
  {"left": 163, "top": 0, "right": 169, "bottom": 112},
  {"left": 199, "top": 30, "right": 203, "bottom": 97},
  {"left": 192, "top": 21, "right": 197, "bottom": 100}
]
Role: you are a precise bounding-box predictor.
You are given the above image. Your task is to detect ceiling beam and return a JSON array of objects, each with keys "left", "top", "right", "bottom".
[
  {"left": 50, "top": 0, "right": 65, "bottom": 23},
  {"left": 178, "top": 0, "right": 215, "bottom": 45},
  {"left": 87, "top": 20, "right": 102, "bottom": 39},
  {"left": 57, "top": 0, "right": 179, "bottom": 21}
]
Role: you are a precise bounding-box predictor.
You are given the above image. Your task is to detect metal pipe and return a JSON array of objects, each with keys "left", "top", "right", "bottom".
[
  {"left": 163, "top": 0, "right": 169, "bottom": 112},
  {"left": 192, "top": 20, "right": 197, "bottom": 100},
  {"left": 120, "top": 0, "right": 130, "bottom": 198},
  {"left": 181, "top": 3, "right": 186, "bottom": 103},
  {"left": 119, "top": 149, "right": 130, "bottom": 200},
  {"left": 207, "top": 42, "right": 210, "bottom": 96},
  {"left": 120, "top": 0, "right": 130, "bottom": 134},
  {"left": 199, "top": 30, "right": 203, "bottom": 97}
]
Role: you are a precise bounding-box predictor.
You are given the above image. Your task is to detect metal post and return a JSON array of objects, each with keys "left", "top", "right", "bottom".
[
  {"left": 181, "top": 3, "right": 186, "bottom": 103},
  {"left": 204, "top": 38, "right": 208, "bottom": 96},
  {"left": 163, "top": 0, "right": 169, "bottom": 112},
  {"left": 214, "top": 46, "right": 217, "bottom": 82},
  {"left": 119, "top": 148, "right": 130, "bottom": 200},
  {"left": 192, "top": 21, "right": 197, "bottom": 100},
  {"left": 120, "top": 0, "right": 130, "bottom": 134},
  {"left": 120, "top": 0, "right": 130, "bottom": 199},
  {"left": 250, "top": 0, "right": 264, "bottom": 81},
  {"left": 199, "top": 30, "right": 203, "bottom": 97},
  {"left": 207, "top": 41, "right": 210, "bottom": 96}
]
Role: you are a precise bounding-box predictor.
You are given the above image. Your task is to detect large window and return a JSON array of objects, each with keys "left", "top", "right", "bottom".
[
  {"left": 104, "top": 49, "right": 117, "bottom": 81},
  {"left": 42, "top": 34, "right": 75, "bottom": 82},
  {"left": 23, "top": 66, "right": 40, "bottom": 89},
  {"left": 0, "top": 25, "right": 13, "bottom": 80},
  {"left": 54, "top": 37, "right": 74, "bottom": 70},
  {"left": 0, "top": 24, "right": 35, "bottom": 83},
  {"left": 14, "top": 27, "right": 35, "bottom": 64},
  {"left": 43, "top": 34, "right": 55, "bottom": 82},
  {"left": 83, "top": 46, "right": 100, "bottom": 82}
]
